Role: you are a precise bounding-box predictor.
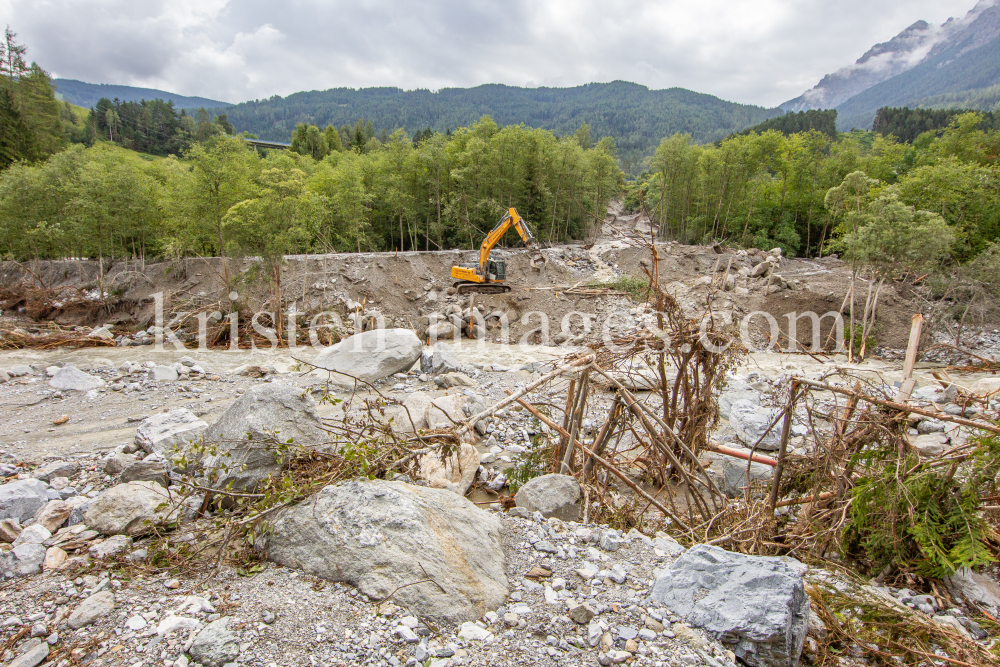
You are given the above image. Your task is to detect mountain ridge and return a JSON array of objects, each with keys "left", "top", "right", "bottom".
[
  {"left": 783, "top": 0, "right": 1000, "bottom": 120},
  {"left": 213, "top": 80, "right": 784, "bottom": 174},
  {"left": 52, "top": 79, "right": 230, "bottom": 110}
]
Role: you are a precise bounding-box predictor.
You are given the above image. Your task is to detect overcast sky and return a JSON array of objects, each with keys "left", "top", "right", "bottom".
[{"left": 0, "top": 0, "right": 983, "bottom": 107}]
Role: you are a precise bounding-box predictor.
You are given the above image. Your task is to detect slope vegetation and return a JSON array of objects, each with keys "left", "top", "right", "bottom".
[
  {"left": 217, "top": 81, "right": 782, "bottom": 173},
  {"left": 53, "top": 79, "right": 230, "bottom": 110}
]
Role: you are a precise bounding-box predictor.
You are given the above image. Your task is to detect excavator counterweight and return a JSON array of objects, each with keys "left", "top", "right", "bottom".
[{"left": 451, "top": 207, "right": 535, "bottom": 294}]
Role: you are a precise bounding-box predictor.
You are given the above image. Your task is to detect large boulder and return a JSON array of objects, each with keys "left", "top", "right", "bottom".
[
  {"left": 83, "top": 481, "right": 181, "bottom": 537},
  {"left": 202, "top": 384, "right": 327, "bottom": 491},
  {"left": 651, "top": 545, "right": 809, "bottom": 667},
  {"left": 730, "top": 400, "right": 782, "bottom": 450},
  {"left": 0, "top": 543, "right": 45, "bottom": 577},
  {"left": 514, "top": 474, "right": 582, "bottom": 521},
  {"left": 945, "top": 567, "right": 1000, "bottom": 612},
  {"left": 264, "top": 479, "right": 508, "bottom": 625},
  {"left": 703, "top": 452, "right": 773, "bottom": 498},
  {"left": 135, "top": 409, "right": 208, "bottom": 456},
  {"left": 7, "top": 642, "right": 48, "bottom": 667},
  {"left": 32, "top": 460, "right": 79, "bottom": 482},
  {"left": 909, "top": 433, "right": 948, "bottom": 457},
  {"left": 718, "top": 380, "right": 761, "bottom": 421},
  {"left": 119, "top": 459, "right": 169, "bottom": 487},
  {"left": 0, "top": 479, "right": 50, "bottom": 523},
  {"left": 397, "top": 393, "right": 432, "bottom": 432},
  {"left": 420, "top": 342, "right": 460, "bottom": 375},
  {"left": 189, "top": 617, "right": 240, "bottom": 667},
  {"left": 425, "top": 394, "right": 466, "bottom": 430},
  {"left": 48, "top": 365, "right": 105, "bottom": 391},
  {"left": 33, "top": 500, "right": 72, "bottom": 532},
  {"left": 68, "top": 591, "right": 115, "bottom": 629},
  {"left": 314, "top": 329, "right": 421, "bottom": 386},
  {"left": 970, "top": 378, "right": 1000, "bottom": 397},
  {"left": 417, "top": 443, "right": 481, "bottom": 495}
]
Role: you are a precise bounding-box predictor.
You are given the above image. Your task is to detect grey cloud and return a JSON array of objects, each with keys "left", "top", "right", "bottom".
[{"left": 0, "top": 0, "right": 981, "bottom": 106}]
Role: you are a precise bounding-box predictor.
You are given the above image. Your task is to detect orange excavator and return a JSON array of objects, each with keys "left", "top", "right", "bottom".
[{"left": 451, "top": 207, "right": 536, "bottom": 294}]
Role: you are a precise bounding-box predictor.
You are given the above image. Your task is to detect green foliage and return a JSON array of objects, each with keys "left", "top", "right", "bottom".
[
  {"left": 213, "top": 81, "right": 784, "bottom": 175},
  {"left": 623, "top": 113, "right": 998, "bottom": 260},
  {"left": 836, "top": 187, "right": 954, "bottom": 275},
  {"left": 591, "top": 275, "right": 650, "bottom": 302},
  {"left": 873, "top": 106, "right": 1000, "bottom": 144},
  {"left": 844, "top": 433, "right": 1000, "bottom": 577},
  {"left": 0, "top": 28, "right": 64, "bottom": 169},
  {"left": 506, "top": 428, "right": 552, "bottom": 494},
  {"left": 88, "top": 97, "right": 233, "bottom": 155},
  {"left": 0, "top": 115, "right": 622, "bottom": 261},
  {"left": 735, "top": 109, "right": 838, "bottom": 139}
]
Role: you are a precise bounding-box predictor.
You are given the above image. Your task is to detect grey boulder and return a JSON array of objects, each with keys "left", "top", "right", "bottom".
[
  {"left": 202, "top": 384, "right": 327, "bottom": 491},
  {"left": 0, "top": 543, "right": 46, "bottom": 577},
  {"left": 650, "top": 545, "right": 809, "bottom": 667},
  {"left": 83, "top": 481, "right": 181, "bottom": 537},
  {"left": 264, "top": 479, "right": 508, "bottom": 625},
  {"left": 135, "top": 408, "right": 208, "bottom": 456},
  {"left": 7, "top": 642, "right": 49, "bottom": 667},
  {"left": 420, "top": 342, "right": 460, "bottom": 375},
  {"left": 0, "top": 479, "right": 50, "bottom": 523},
  {"left": 31, "top": 460, "right": 79, "bottom": 482},
  {"left": 48, "top": 365, "right": 105, "bottom": 391},
  {"left": 718, "top": 380, "right": 761, "bottom": 421},
  {"left": 704, "top": 451, "right": 773, "bottom": 498},
  {"left": 147, "top": 365, "right": 178, "bottom": 382},
  {"left": 945, "top": 567, "right": 1000, "bottom": 611},
  {"left": 417, "top": 443, "right": 481, "bottom": 495},
  {"left": 67, "top": 591, "right": 115, "bottom": 629},
  {"left": 189, "top": 617, "right": 240, "bottom": 667},
  {"left": 514, "top": 474, "right": 582, "bottom": 521},
  {"left": 729, "top": 400, "right": 783, "bottom": 450},
  {"left": 119, "top": 459, "right": 169, "bottom": 487},
  {"left": 314, "top": 328, "right": 421, "bottom": 386}
]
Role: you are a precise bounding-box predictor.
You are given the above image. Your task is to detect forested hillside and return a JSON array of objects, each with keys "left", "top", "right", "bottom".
[
  {"left": 0, "top": 117, "right": 621, "bottom": 262},
  {"left": 912, "top": 84, "right": 1000, "bottom": 112},
  {"left": 734, "top": 109, "right": 837, "bottom": 139},
  {"left": 627, "top": 111, "right": 1000, "bottom": 262},
  {"left": 873, "top": 107, "right": 1000, "bottom": 143},
  {"left": 0, "top": 28, "right": 67, "bottom": 169},
  {"left": 52, "top": 79, "right": 229, "bottom": 110},
  {"left": 215, "top": 82, "right": 783, "bottom": 175}
]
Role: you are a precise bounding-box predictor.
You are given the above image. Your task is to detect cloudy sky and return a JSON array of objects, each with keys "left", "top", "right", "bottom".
[{"left": 0, "top": 0, "right": 984, "bottom": 107}]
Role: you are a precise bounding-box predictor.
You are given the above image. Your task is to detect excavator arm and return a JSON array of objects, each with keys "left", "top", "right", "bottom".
[
  {"left": 477, "top": 208, "right": 535, "bottom": 274},
  {"left": 451, "top": 207, "right": 535, "bottom": 291}
]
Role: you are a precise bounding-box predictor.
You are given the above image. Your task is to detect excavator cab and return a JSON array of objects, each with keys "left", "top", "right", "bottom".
[
  {"left": 451, "top": 208, "right": 533, "bottom": 294},
  {"left": 486, "top": 258, "right": 506, "bottom": 282}
]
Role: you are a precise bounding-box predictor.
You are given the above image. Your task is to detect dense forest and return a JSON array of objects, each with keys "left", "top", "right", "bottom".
[
  {"left": 734, "top": 109, "right": 838, "bottom": 139},
  {"left": 90, "top": 98, "right": 234, "bottom": 155},
  {"left": 212, "top": 82, "right": 784, "bottom": 175},
  {"left": 0, "top": 116, "right": 622, "bottom": 263},
  {"left": 913, "top": 84, "right": 1000, "bottom": 113},
  {"left": 873, "top": 107, "right": 1000, "bottom": 143},
  {"left": 627, "top": 111, "right": 1000, "bottom": 262},
  {"left": 0, "top": 28, "right": 66, "bottom": 170}
]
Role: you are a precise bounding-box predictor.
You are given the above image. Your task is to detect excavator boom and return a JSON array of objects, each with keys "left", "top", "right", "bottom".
[{"left": 451, "top": 207, "right": 535, "bottom": 293}]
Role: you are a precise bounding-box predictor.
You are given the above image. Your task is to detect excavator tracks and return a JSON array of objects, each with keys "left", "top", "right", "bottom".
[{"left": 453, "top": 282, "right": 511, "bottom": 295}]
